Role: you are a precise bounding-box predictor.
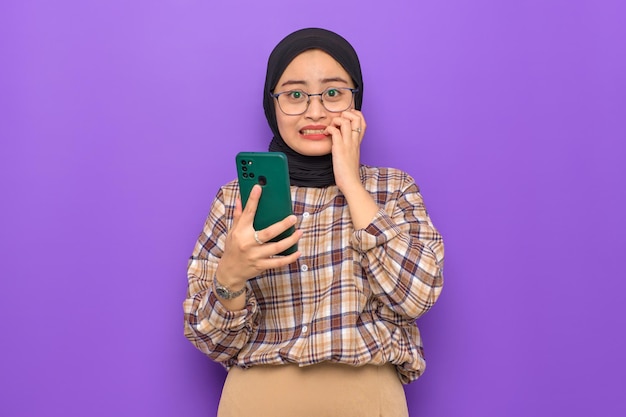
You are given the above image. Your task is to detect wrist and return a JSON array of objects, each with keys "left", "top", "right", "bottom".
[{"left": 213, "top": 273, "right": 247, "bottom": 300}]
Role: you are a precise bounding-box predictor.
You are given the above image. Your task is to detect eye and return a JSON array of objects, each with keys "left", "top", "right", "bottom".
[
  {"left": 324, "top": 88, "right": 346, "bottom": 102},
  {"left": 288, "top": 90, "right": 304, "bottom": 100}
]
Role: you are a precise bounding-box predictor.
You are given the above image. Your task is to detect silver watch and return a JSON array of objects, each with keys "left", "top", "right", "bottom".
[{"left": 213, "top": 276, "right": 246, "bottom": 300}]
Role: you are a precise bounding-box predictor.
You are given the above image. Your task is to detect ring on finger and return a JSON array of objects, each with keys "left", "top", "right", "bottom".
[
  {"left": 254, "top": 230, "right": 264, "bottom": 245},
  {"left": 352, "top": 127, "right": 361, "bottom": 133}
]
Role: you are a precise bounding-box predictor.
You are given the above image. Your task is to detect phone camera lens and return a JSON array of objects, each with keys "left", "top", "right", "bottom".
[
  {"left": 242, "top": 166, "right": 247, "bottom": 172},
  {"left": 241, "top": 160, "right": 247, "bottom": 165},
  {"left": 249, "top": 173, "right": 255, "bottom": 178},
  {"left": 242, "top": 173, "right": 248, "bottom": 178}
]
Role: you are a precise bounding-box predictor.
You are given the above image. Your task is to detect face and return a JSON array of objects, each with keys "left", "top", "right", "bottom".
[{"left": 273, "top": 49, "right": 355, "bottom": 156}]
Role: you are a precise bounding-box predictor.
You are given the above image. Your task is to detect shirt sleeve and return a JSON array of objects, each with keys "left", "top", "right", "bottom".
[
  {"left": 351, "top": 172, "right": 444, "bottom": 321},
  {"left": 182, "top": 186, "right": 260, "bottom": 366}
]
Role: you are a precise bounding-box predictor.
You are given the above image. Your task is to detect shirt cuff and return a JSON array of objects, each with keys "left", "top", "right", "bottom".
[{"left": 201, "top": 289, "right": 258, "bottom": 333}]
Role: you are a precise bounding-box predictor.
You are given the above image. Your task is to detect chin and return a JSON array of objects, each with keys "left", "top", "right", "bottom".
[
  {"left": 296, "top": 144, "right": 332, "bottom": 157},
  {"left": 286, "top": 138, "right": 332, "bottom": 156}
]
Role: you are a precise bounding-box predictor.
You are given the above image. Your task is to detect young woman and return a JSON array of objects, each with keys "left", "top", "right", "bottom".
[{"left": 183, "top": 28, "right": 444, "bottom": 417}]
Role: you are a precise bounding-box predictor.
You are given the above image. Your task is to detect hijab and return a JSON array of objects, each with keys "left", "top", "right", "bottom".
[{"left": 263, "top": 28, "right": 364, "bottom": 187}]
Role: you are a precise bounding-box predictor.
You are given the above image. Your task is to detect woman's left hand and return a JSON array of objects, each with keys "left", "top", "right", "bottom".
[{"left": 325, "top": 109, "right": 367, "bottom": 193}]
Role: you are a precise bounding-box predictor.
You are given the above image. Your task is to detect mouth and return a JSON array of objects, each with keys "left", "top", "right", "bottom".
[
  {"left": 299, "top": 125, "right": 330, "bottom": 140},
  {"left": 300, "top": 128, "right": 327, "bottom": 135}
]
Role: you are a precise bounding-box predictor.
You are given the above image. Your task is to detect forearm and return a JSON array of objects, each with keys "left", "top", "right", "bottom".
[
  {"left": 353, "top": 183, "right": 445, "bottom": 320},
  {"left": 361, "top": 227, "right": 444, "bottom": 320},
  {"left": 342, "top": 182, "right": 380, "bottom": 230},
  {"left": 183, "top": 285, "right": 258, "bottom": 363},
  {"left": 183, "top": 184, "right": 259, "bottom": 362}
]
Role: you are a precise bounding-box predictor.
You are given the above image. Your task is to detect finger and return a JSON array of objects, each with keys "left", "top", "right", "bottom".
[
  {"left": 235, "top": 196, "right": 243, "bottom": 213},
  {"left": 267, "top": 228, "right": 303, "bottom": 254},
  {"left": 341, "top": 110, "right": 366, "bottom": 136},
  {"left": 344, "top": 108, "right": 365, "bottom": 121},
  {"left": 260, "top": 229, "right": 303, "bottom": 259},
  {"left": 256, "top": 214, "right": 298, "bottom": 244},
  {"left": 346, "top": 108, "right": 366, "bottom": 123},
  {"left": 338, "top": 116, "right": 353, "bottom": 137},
  {"left": 327, "top": 116, "right": 351, "bottom": 141},
  {"left": 241, "top": 184, "right": 262, "bottom": 221},
  {"left": 232, "top": 197, "right": 243, "bottom": 225},
  {"left": 260, "top": 248, "right": 302, "bottom": 269},
  {"left": 324, "top": 123, "right": 340, "bottom": 138}
]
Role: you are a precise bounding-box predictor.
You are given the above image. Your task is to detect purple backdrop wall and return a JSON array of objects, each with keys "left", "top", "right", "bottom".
[{"left": 1, "top": 1, "right": 625, "bottom": 416}]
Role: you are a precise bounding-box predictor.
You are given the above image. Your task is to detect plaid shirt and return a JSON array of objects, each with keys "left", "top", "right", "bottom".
[{"left": 183, "top": 165, "right": 444, "bottom": 384}]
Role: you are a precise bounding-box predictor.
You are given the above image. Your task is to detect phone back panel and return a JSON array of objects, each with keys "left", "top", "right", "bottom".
[{"left": 236, "top": 152, "right": 296, "bottom": 254}]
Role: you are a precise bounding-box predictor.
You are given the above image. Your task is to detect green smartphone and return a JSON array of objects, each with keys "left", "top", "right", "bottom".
[{"left": 236, "top": 151, "right": 297, "bottom": 255}]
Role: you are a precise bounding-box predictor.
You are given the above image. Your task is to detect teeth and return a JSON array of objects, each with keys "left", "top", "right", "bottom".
[{"left": 301, "top": 129, "right": 326, "bottom": 134}]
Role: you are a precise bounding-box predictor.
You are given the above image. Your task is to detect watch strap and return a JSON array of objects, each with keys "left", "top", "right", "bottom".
[{"left": 213, "top": 276, "right": 246, "bottom": 300}]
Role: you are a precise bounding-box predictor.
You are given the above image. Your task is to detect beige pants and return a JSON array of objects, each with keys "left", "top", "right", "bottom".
[{"left": 217, "top": 363, "right": 409, "bottom": 417}]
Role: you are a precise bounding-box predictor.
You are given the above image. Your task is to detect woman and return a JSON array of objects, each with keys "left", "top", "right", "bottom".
[{"left": 183, "top": 28, "right": 444, "bottom": 417}]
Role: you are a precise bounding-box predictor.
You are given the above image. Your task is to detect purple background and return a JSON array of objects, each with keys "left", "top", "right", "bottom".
[{"left": 1, "top": 1, "right": 625, "bottom": 416}]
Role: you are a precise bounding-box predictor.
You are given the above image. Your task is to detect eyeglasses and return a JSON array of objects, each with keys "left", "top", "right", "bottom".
[{"left": 271, "top": 87, "right": 359, "bottom": 116}]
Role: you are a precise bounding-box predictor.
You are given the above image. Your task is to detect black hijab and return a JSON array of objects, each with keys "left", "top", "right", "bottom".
[{"left": 263, "top": 28, "right": 364, "bottom": 187}]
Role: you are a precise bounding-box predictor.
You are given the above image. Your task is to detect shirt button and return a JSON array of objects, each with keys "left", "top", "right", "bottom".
[
  {"left": 302, "top": 212, "right": 310, "bottom": 219},
  {"left": 300, "top": 264, "right": 309, "bottom": 272},
  {"left": 302, "top": 325, "right": 308, "bottom": 334}
]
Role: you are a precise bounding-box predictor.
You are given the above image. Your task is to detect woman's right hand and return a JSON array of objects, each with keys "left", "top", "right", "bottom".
[{"left": 216, "top": 184, "right": 302, "bottom": 291}]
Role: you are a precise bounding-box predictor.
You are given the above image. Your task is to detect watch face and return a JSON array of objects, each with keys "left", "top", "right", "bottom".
[{"left": 215, "top": 286, "right": 230, "bottom": 299}]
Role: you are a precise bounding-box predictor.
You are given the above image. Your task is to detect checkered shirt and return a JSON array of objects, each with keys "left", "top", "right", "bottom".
[{"left": 183, "top": 165, "right": 444, "bottom": 384}]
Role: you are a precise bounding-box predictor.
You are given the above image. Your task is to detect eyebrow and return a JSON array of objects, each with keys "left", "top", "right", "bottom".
[{"left": 278, "top": 77, "right": 350, "bottom": 88}]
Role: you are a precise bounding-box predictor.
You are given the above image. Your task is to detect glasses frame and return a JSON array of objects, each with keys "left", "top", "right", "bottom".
[{"left": 270, "top": 87, "right": 359, "bottom": 116}]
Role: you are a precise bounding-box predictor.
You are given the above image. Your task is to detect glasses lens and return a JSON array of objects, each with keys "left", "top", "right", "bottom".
[
  {"left": 277, "top": 90, "right": 308, "bottom": 115},
  {"left": 322, "top": 88, "right": 354, "bottom": 112}
]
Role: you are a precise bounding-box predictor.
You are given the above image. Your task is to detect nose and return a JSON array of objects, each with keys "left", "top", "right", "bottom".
[{"left": 305, "top": 94, "right": 327, "bottom": 119}]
